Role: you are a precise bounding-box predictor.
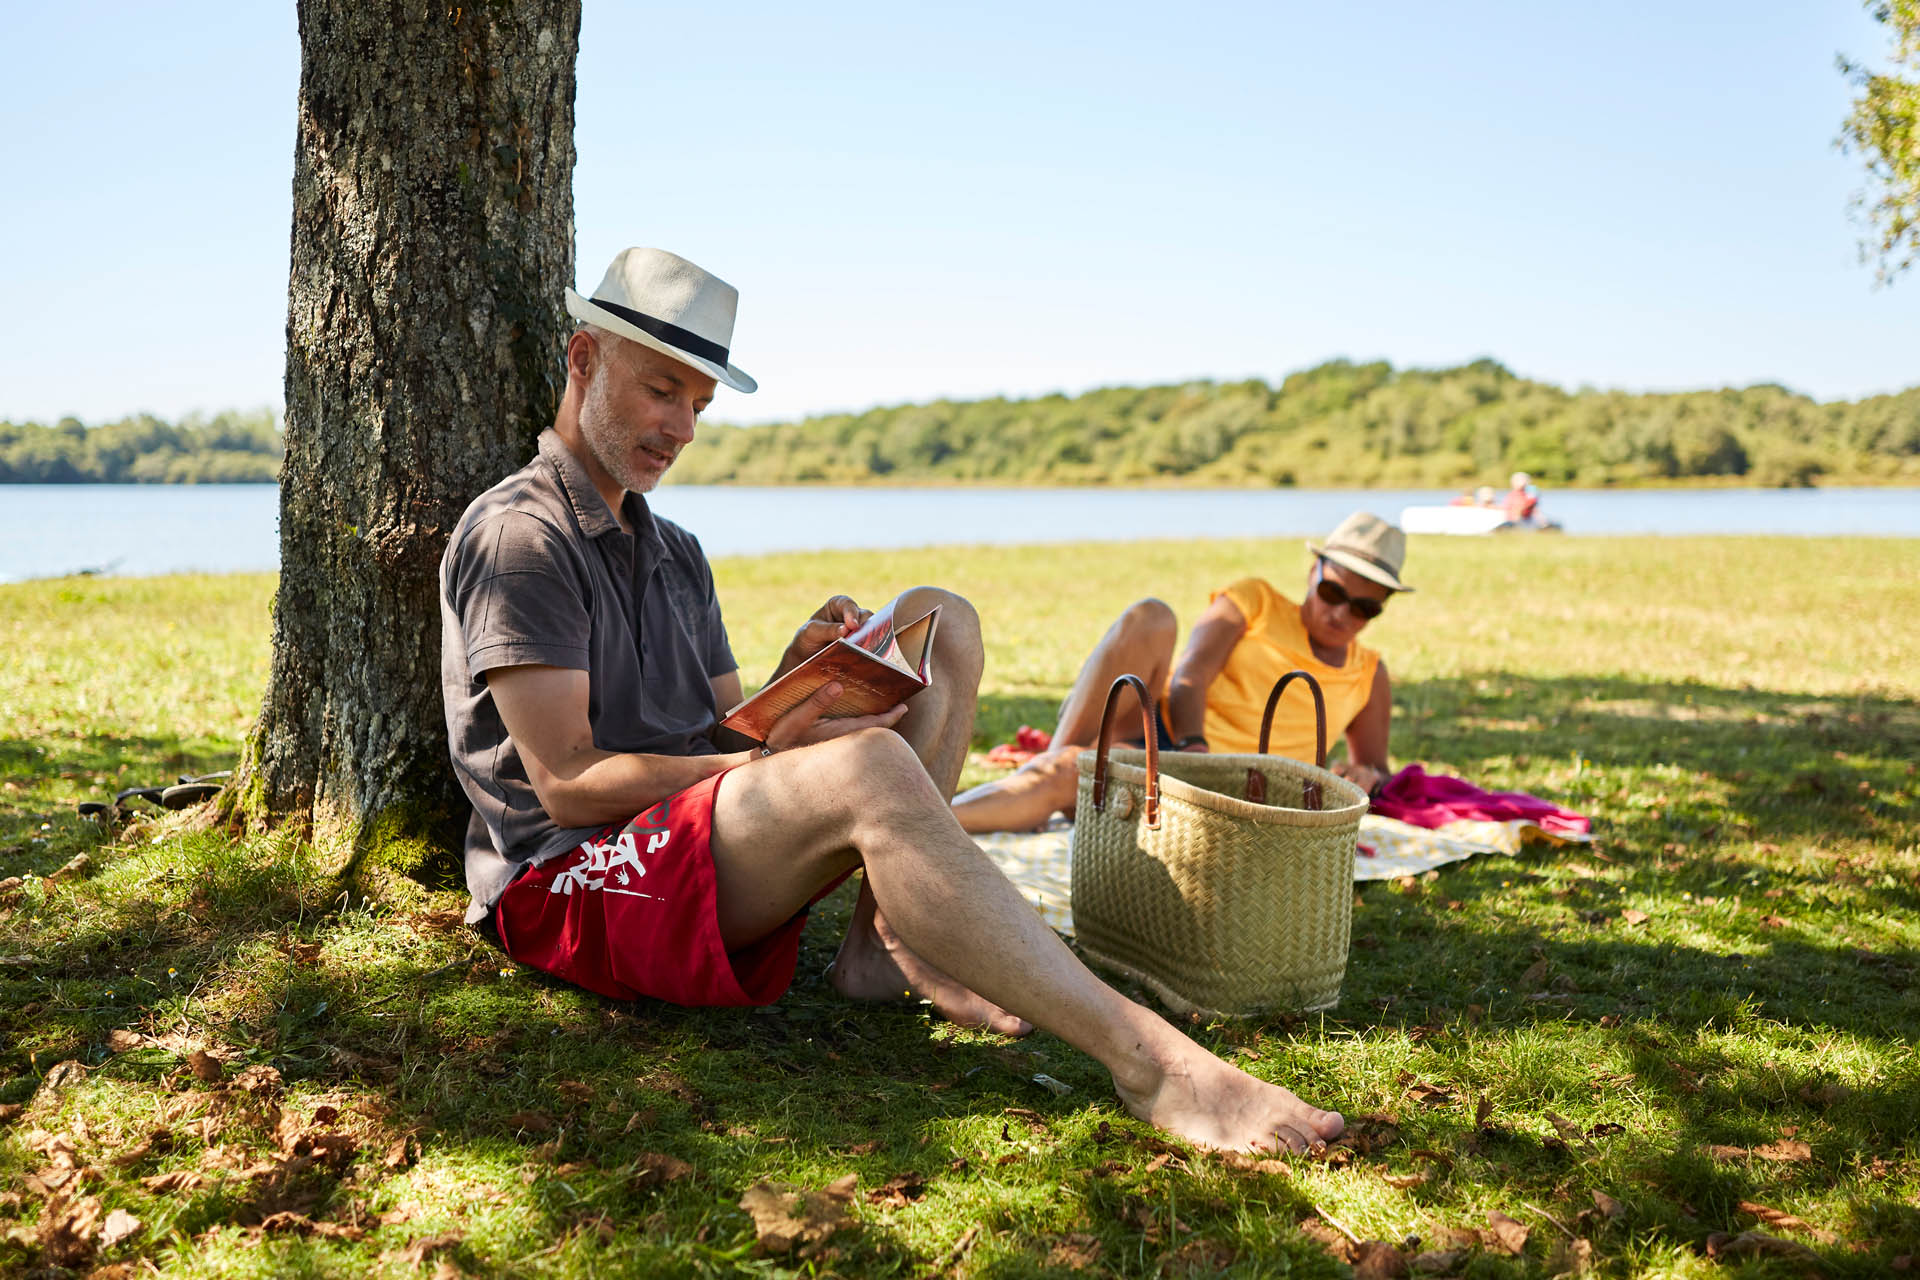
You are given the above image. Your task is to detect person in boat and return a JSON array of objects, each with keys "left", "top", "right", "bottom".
[
  {"left": 952, "top": 511, "right": 1411, "bottom": 833},
  {"left": 1503, "top": 472, "right": 1541, "bottom": 524},
  {"left": 438, "top": 246, "right": 1345, "bottom": 1154}
]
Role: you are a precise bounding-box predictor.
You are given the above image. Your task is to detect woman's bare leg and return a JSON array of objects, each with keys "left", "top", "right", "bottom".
[{"left": 952, "top": 598, "right": 1178, "bottom": 834}]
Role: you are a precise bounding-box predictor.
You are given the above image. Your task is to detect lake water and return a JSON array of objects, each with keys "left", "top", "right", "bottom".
[{"left": 1, "top": 483, "right": 1915, "bottom": 584}]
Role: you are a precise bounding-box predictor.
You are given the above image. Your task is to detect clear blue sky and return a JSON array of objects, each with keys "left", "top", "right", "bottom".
[{"left": 2, "top": 1, "right": 1913, "bottom": 428}]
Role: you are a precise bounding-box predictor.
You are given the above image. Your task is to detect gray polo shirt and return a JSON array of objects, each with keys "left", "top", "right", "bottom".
[{"left": 440, "top": 429, "right": 737, "bottom": 922}]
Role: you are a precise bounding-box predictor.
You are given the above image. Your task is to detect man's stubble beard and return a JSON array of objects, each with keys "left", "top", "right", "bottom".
[{"left": 577, "top": 363, "right": 663, "bottom": 496}]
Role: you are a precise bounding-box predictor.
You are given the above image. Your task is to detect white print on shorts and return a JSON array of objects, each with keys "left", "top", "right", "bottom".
[{"left": 549, "top": 830, "right": 671, "bottom": 900}]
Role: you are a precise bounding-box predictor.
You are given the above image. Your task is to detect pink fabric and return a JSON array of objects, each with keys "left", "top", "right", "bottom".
[{"left": 1370, "top": 764, "right": 1591, "bottom": 836}]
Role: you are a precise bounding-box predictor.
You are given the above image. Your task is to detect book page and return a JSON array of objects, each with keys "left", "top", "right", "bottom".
[
  {"left": 890, "top": 608, "right": 937, "bottom": 677},
  {"left": 719, "top": 596, "right": 941, "bottom": 743}
]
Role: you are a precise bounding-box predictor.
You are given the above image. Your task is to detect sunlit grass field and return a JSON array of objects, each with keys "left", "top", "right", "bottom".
[{"left": 1, "top": 535, "right": 1917, "bottom": 1277}]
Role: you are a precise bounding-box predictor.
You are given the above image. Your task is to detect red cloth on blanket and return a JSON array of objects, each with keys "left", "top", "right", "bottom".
[
  {"left": 1370, "top": 764, "right": 1591, "bottom": 836},
  {"left": 984, "top": 725, "right": 1053, "bottom": 768}
]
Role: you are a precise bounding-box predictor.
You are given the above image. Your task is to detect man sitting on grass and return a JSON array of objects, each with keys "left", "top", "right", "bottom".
[{"left": 438, "top": 246, "right": 1346, "bottom": 1154}]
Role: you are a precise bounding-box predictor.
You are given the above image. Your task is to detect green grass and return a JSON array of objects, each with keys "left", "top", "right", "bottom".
[{"left": 2, "top": 536, "right": 1917, "bottom": 1278}]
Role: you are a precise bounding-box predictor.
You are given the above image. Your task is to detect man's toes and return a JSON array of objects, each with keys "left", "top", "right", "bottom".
[{"left": 1271, "top": 1123, "right": 1315, "bottom": 1154}]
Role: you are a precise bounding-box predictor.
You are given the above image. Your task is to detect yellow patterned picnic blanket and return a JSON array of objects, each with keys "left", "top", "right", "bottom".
[{"left": 974, "top": 814, "right": 1593, "bottom": 937}]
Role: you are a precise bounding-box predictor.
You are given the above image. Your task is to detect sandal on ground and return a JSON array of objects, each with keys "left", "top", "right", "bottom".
[{"left": 76, "top": 771, "right": 231, "bottom": 819}]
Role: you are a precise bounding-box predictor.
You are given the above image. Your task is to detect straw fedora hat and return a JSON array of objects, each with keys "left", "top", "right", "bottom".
[
  {"left": 1306, "top": 511, "right": 1414, "bottom": 593},
  {"left": 565, "top": 247, "right": 757, "bottom": 394}
]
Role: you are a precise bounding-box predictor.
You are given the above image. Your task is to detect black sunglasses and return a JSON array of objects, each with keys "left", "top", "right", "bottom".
[{"left": 1314, "top": 561, "right": 1387, "bottom": 620}]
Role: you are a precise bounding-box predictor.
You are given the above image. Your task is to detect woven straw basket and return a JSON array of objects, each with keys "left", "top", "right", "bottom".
[{"left": 1070, "top": 672, "right": 1368, "bottom": 1019}]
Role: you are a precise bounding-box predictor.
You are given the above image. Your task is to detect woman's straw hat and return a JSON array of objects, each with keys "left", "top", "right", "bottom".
[{"left": 1306, "top": 511, "right": 1413, "bottom": 593}]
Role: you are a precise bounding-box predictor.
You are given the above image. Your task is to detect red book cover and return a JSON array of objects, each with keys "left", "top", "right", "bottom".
[{"left": 719, "top": 597, "right": 940, "bottom": 743}]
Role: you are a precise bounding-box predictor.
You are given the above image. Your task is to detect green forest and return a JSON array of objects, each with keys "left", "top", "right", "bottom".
[
  {"left": 0, "top": 409, "right": 281, "bottom": 483},
  {"left": 7, "top": 360, "right": 1919, "bottom": 487},
  {"left": 671, "top": 359, "right": 1920, "bottom": 489}
]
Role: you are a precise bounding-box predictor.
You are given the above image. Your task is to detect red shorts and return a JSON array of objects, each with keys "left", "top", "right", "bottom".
[{"left": 493, "top": 770, "right": 835, "bottom": 1007}]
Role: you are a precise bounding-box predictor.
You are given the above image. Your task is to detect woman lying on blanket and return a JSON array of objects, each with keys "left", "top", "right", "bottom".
[{"left": 952, "top": 511, "right": 1411, "bottom": 833}]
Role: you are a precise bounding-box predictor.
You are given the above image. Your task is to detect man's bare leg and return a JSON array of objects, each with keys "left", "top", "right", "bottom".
[
  {"left": 712, "top": 730, "right": 1345, "bottom": 1153},
  {"left": 816, "top": 587, "right": 1031, "bottom": 1034},
  {"left": 952, "top": 598, "right": 1178, "bottom": 834}
]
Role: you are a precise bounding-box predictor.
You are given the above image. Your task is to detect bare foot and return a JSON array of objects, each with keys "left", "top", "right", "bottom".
[
  {"left": 829, "top": 903, "right": 1033, "bottom": 1036},
  {"left": 952, "top": 747, "right": 1085, "bottom": 834},
  {"left": 1111, "top": 1036, "right": 1344, "bottom": 1153}
]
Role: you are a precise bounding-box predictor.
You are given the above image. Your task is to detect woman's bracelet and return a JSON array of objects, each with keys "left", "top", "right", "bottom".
[{"left": 1172, "top": 734, "right": 1208, "bottom": 751}]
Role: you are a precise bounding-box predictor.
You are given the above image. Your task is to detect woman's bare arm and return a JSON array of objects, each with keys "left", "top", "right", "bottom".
[
  {"left": 1166, "top": 594, "right": 1246, "bottom": 748},
  {"left": 1334, "top": 660, "right": 1393, "bottom": 794}
]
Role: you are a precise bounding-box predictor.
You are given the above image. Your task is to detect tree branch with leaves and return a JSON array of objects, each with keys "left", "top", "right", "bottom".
[{"left": 1839, "top": 0, "right": 1920, "bottom": 282}]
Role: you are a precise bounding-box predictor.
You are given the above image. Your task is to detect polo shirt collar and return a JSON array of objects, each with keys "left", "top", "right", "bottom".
[{"left": 537, "top": 428, "right": 667, "bottom": 556}]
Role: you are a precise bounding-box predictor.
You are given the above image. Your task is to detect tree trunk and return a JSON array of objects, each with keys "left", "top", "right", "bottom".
[{"left": 227, "top": 0, "right": 580, "bottom": 864}]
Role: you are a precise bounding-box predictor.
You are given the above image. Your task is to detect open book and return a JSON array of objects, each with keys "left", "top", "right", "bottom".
[{"left": 719, "top": 596, "right": 940, "bottom": 743}]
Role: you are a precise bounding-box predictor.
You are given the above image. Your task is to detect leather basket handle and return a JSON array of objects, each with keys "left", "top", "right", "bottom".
[
  {"left": 1090, "top": 674, "right": 1161, "bottom": 829},
  {"left": 1256, "top": 670, "right": 1327, "bottom": 811}
]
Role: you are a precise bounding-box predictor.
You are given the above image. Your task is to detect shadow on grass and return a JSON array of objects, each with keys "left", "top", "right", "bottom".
[{"left": 3, "top": 670, "right": 1914, "bottom": 1272}]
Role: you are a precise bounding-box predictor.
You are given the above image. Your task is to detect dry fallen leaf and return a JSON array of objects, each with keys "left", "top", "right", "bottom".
[
  {"left": 184, "top": 1051, "right": 223, "bottom": 1083},
  {"left": 38, "top": 1192, "right": 105, "bottom": 1267},
  {"left": 1704, "top": 1230, "right": 1819, "bottom": 1262},
  {"left": 233, "top": 1064, "right": 283, "bottom": 1097},
  {"left": 1520, "top": 959, "right": 1551, "bottom": 988},
  {"left": 738, "top": 1176, "right": 858, "bottom": 1256},
  {"left": 1383, "top": 1171, "right": 1430, "bottom": 1189},
  {"left": 1048, "top": 1232, "right": 1103, "bottom": 1268},
  {"left": 505, "top": 1111, "right": 555, "bottom": 1134},
  {"left": 1297, "top": 1218, "right": 1356, "bottom": 1263},
  {"left": 1486, "top": 1210, "right": 1531, "bottom": 1255},
  {"left": 1412, "top": 1248, "right": 1465, "bottom": 1273},
  {"left": 1545, "top": 1112, "right": 1591, "bottom": 1150},
  {"left": 254, "top": 1210, "right": 365, "bottom": 1241},
  {"left": 1351, "top": 1240, "right": 1410, "bottom": 1279},
  {"left": 1339, "top": 1113, "right": 1405, "bottom": 1154},
  {"left": 99, "top": 1208, "right": 142, "bottom": 1248},
  {"left": 1215, "top": 1151, "right": 1290, "bottom": 1176},
  {"left": 382, "top": 1231, "right": 464, "bottom": 1268},
  {"left": 1591, "top": 1190, "right": 1625, "bottom": 1220},
  {"left": 631, "top": 1152, "right": 695, "bottom": 1187},
  {"left": 1738, "top": 1200, "right": 1835, "bottom": 1242},
  {"left": 1548, "top": 1235, "right": 1593, "bottom": 1276},
  {"left": 1619, "top": 908, "right": 1650, "bottom": 926},
  {"left": 1002, "top": 1106, "right": 1048, "bottom": 1134},
  {"left": 141, "top": 1168, "right": 206, "bottom": 1194},
  {"left": 1753, "top": 1138, "right": 1813, "bottom": 1163},
  {"left": 866, "top": 1172, "right": 926, "bottom": 1208}
]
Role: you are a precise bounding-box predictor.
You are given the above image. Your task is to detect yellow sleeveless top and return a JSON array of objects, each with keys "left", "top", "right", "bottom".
[{"left": 1188, "top": 578, "right": 1380, "bottom": 761}]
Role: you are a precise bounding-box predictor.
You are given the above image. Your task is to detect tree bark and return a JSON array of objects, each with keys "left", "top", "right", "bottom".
[{"left": 228, "top": 0, "right": 580, "bottom": 860}]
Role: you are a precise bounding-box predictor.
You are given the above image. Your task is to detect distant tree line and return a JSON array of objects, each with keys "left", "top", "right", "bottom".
[
  {"left": 8, "top": 360, "right": 1919, "bottom": 488},
  {"left": 669, "top": 359, "right": 1920, "bottom": 489},
  {"left": 0, "top": 409, "right": 283, "bottom": 483}
]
